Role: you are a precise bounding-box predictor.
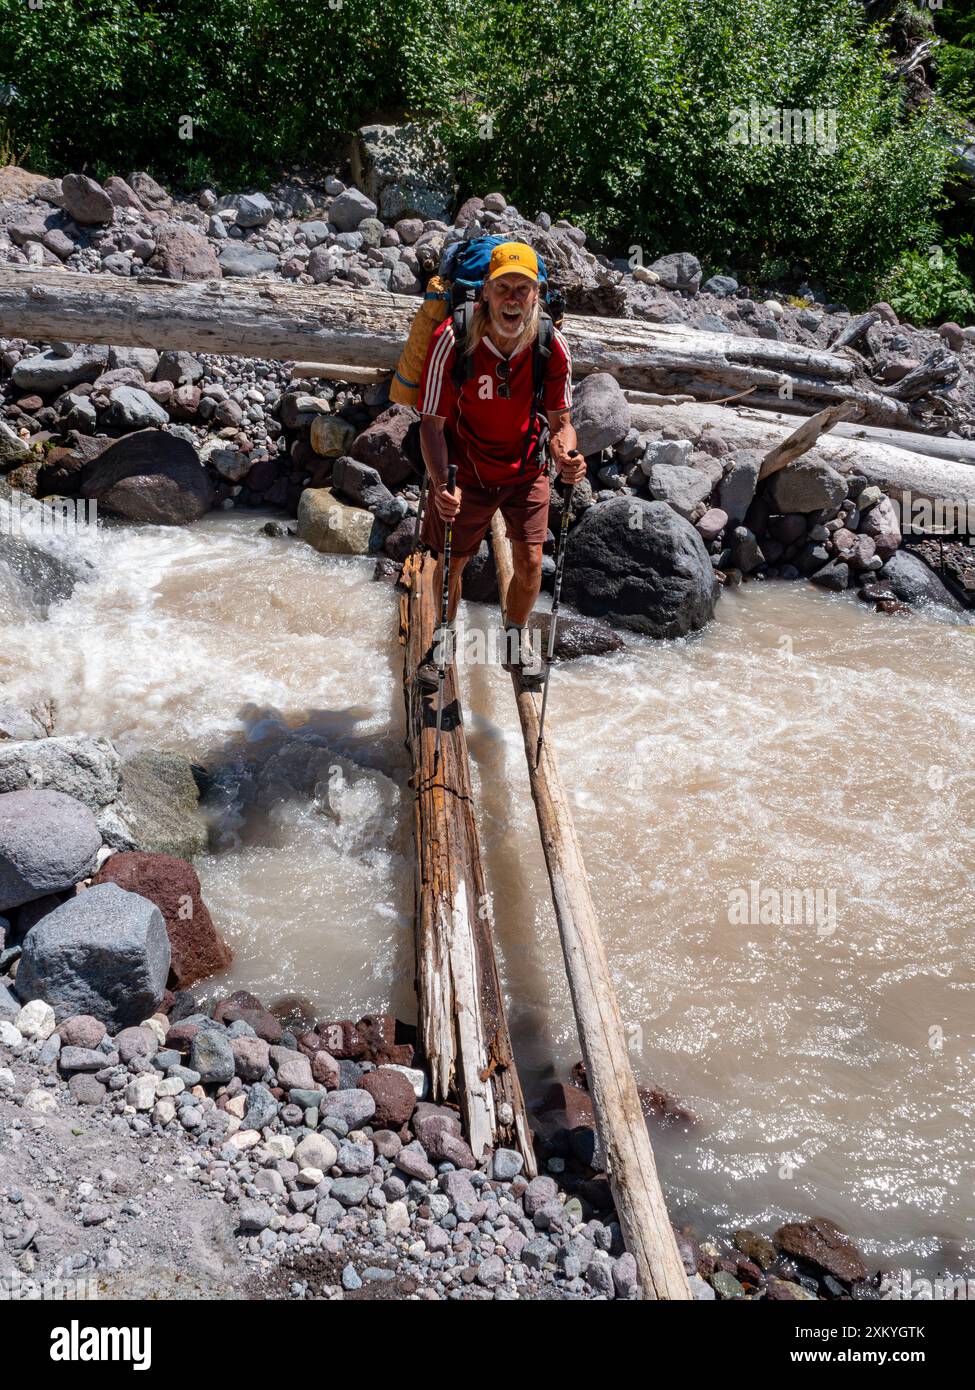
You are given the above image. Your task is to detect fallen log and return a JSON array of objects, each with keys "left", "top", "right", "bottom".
[
  {"left": 399, "top": 549, "right": 535, "bottom": 1173},
  {"left": 0, "top": 265, "right": 934, "bottom": 432},
  {"left": 627, "top": 399, "right": 975, "bottom": 513},
  {"left": 488, "top": 513, "right": 690, "bottom": 1301}
]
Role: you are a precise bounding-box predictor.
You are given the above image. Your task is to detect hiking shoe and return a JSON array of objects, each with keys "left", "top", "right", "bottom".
[
  {"left": 415, "top": 656, "right": 441, "bottom": 691},
  {"left": 500, "top": 625, "right": 545, "bottom": 691}
]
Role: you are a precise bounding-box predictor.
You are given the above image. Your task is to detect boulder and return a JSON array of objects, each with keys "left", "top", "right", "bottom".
[
  {"left": 103, "top": 176, "right": 146, "bottom": 212},
  {"left": 774, "top": 1218, "right": 866, "bottom": 1284},
  {"left": 16, "top": 883, "right": 170, "bottom": 1027},
  {"left": 719, "top": 452, "right": 761, "bottom": 525},
  {"left": 331, "top": 456, "right": 406, "bottom": 527},
  {"left": 527, "top": 610, "right": 624, "bottom": 661},
  {"left": 879, "top": 551, "right": 964, "bottom": 612},
  {"left": 104, "top": 386, "right": 169, "bottom": 431},
  {"left": 0, "top": 788, "right": 101, "bottom": 912},
  {"left": 858, "top": 495, "right": 901, "bottom": 559},
  {"left": 125, "top": 172, "right": 172, "bottom": 210},
  {"left": 349, "top": 405, "right": 418, "bottom": 489},
  {"left": 217, "top": 243, "right": 279, "bottom": 277},
  {"left": 561, "top": 497, "right": 718, "bottom": 638},
  {"left": 648, "top": 252, "right": 702, "bottom": 293},
  {"left": 768, "top": 462, "right": 847, "bottom": 515},
  {"left": 97, "top": 750, "right": 208, "bottom": 860},
  {"left": 81, "top": 429, "right": 214, "bottom": 524},
  {"left": 11, "top": 345, "right": 108, "bottom": 394},
  {"left": 297, "top": 488, "right": 388, "bottom": 556},
  {"left": 0, "top": 421, "right": 31, "bottom": 469},
  {"left": 645, "top": 463, "right": 712, "bottom": 520},
  {"left": 571, "top": 373, "right": 630, "bottom": 456},
  {"left": 91, "top": 851, "right": 231, "bottom": 989},
  {"left": 359, "top": 1067, "right": 416, "bottom": 1128},
  {"left": 152, "top": 222, "right": 222, "bottom": 281},
  {"left": 0, "top": 735, "right": 120, "bottom": 812},
  {"left": 154, "top": 351, "right": 204, "bottom": 386},
  {"left": 60, "top": 174, "right": 114, "bottom": 226},
  {"left": 351, "top": 124, "right": 456, "bottom": 223},
  {"left": 234, "top": 192, "right": 274, "bottom": 228},
  {"left": 328, "top": 187, "right": 379, "bottom": 232},
  {"left": 310, "top": 415, "right": 356, "bottom": 458}
]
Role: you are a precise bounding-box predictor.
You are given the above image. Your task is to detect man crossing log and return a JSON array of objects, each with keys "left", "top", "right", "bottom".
[{"left": 411, "top": 242, "right": 586, "bottom": 691}]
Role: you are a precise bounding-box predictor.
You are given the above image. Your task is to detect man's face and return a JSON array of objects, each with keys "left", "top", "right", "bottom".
[{"left": 484, "top": 273, "right": 537, "bottom": 338}]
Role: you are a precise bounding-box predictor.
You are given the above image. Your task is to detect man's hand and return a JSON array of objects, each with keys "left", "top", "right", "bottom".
[
  {"left": 433, "top": 479, "right": 462, "bottom": 521},
  {"left": 553, "top": 446, "right": 586, "bottom": 485}
]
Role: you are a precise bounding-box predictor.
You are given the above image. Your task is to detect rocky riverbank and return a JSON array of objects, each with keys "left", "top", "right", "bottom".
[{"left": 0, "top": 141, "right": 968, "bottom": 1301}]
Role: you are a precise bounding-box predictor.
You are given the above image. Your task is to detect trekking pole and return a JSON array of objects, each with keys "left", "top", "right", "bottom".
[
  {"left": 433, "top": 463, "right": 458, "bottom": 771},
  {"left": 534, "top": 452, "right": 580, "bottom": 769},
  {"left": 412, "top": 471, "right": 428, "bottom": 553}
]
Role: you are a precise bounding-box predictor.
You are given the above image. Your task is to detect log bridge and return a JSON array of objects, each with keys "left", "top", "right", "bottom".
[{"left": 22, "top": 263, "right": 958, "bottom": 1297}]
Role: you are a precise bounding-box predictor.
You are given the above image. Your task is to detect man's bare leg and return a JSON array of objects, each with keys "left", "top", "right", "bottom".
[{"left": 505, "top": 541, "right": 543, "bottom": 625}]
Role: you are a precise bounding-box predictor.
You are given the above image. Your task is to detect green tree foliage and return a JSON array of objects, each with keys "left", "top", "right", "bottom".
[{"left": 0, "top": 0, "right": 964, "bottom": 310}]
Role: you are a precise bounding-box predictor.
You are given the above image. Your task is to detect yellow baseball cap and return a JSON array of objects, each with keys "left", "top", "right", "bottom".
[{"left": 486, "top": 241, "right": 539, "bottom": 283}]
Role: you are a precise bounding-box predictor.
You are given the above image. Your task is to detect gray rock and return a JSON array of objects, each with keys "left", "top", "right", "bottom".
[
  {"left": 328, "top": 187, "right": 378, "bottom": 233},
  {"left": 217, "top": 243, "right": 279, "bottom": 277},
  {"left": 718, "top": 451, "right": 761, "bottom": 525},
  {"left": 490, "top": 1148, "right": 524, "bottom": 1181},
  {"left": 639, "top": 438, "right": 693, "bottom": 471},
  {"left": 571, "top": 373, "right": 631, "bottom": 455},
  {"left": 352, "top": 124, "right": 455, "bottom": 223},
  {"left": 0, "top": 736, "right": 120, "bottom": 812},
  {"left": 15, "top": 882, "right": 169, "bottom": 1026},
  {"left": 297, "top": 220, "right": 331, "bottom": 248},
  {"left": 562, "top": 497, "right": 718, "bottom": 638},
  {"left": 189, "top": 1028, "right": 234, "bottom": 1085},
  {"left": 648, "top": 251, "right": 702, "bottom": 293},
  {"left": 331, "top": 1176, "right": 370, "bottom": 1207},
  {"left": 769, "top": 462, "right": 847, "bottom": 514},
  {"left": 810, "top": 558, "right": 850, "bottom": 591},
  {"left": 645, "top": 463, "right": 712, "bottom": 520},
  {"left": 320, "top": 1088, "right": 376, "bottom": 1129},
  {"left": 237, "top": 1200, "right": 273, "bottom": 1232},
  {"left": 241, "top": 1082, "right": 278, "bottom": 1131},
  {"left": 0, "top": 980, "right": 20, "bottom": 1021},
  {"left": 234, "top": 193, "right": 274, "bottom": 228},
  {"left": 702, "top": 275, "right": 738, "bottom": 297},
  {"left": 126, "top": 171, "right": 172, "bottom": 210},
  {"left": 97, "top": 749, "right": 207, "bottom": 859},
  {"left": 109, "top": 346, "right": 160, "bottom": 377},
  {"left": 11, "top": 345, "right": 108, "bottom": 393},
  {"left": 0, "top": 788, "right": 102, "bottom": 912},
  {"left": 59, "top": 1046, "right": 110, "bottom": 1073},
  {"left": 331, "top": 456, "right": 405, "bottom": 527},
  {"left": 879, "top": 551, "right": 965, "bottom": 612},
  {"left": 154, "top": 351, "right": 204, "bottom": 386},
  {"left": 0, "top": 421, "right": 31, "bottom": 469},
  {"left": 105, "top": 386, "right": 169, "bottom": 431}
]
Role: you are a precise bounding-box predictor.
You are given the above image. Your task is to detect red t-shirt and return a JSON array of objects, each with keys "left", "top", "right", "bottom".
[{"left": 417, "top": 315, "right": 573, "bottom": 488}]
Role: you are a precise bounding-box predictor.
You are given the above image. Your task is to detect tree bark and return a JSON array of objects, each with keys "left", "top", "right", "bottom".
[
  {"left": 626, "top": 400, "right": 975, "bottom": 512},
  {"left": 488, "top": 514, "right": 690, "bottom": 1301},
  {"left": 0, "top": 265, "right": 939, "bottom": 432},
  {"left": 399, "top": 549, "right": 535, "bottom": 1173}
]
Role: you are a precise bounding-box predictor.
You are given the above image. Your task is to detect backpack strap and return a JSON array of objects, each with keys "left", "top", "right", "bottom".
[
  {"left": 517, "top": 311, "right": 556, "bottom": 478},
  {"left": 450, "top": 292, "right": 478, "bottom": 391}
]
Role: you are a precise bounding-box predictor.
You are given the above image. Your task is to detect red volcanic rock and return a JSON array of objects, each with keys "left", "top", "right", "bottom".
[
  {"left": 359, "top": 1067, "right": 416, "bottom": 1128},
  {"left": 92, "top": 851, "right": 231, "bottom": 990}
]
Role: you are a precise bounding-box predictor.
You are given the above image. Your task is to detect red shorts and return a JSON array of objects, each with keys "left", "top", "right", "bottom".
[{"left": 420, "top": 469, "right": 550, "bottom": 558}]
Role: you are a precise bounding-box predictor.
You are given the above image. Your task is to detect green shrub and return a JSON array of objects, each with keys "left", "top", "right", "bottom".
[{"left": 878, "top": 241, "right": 975, "bottom": 325}]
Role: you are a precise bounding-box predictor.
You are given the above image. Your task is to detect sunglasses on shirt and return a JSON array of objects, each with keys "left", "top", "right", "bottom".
[{"left": 496, "top": 360, "right": 511, "bottom": 399}]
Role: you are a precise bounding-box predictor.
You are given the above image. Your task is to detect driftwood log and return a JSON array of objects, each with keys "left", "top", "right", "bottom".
[
  {"left": 488, "top": 513, "right": 690, "bottom": 1301},
  {"left": 627, "top": 400, "right": 975, "bottom": 512},
  {"left": 0, "top": 265, "right": 939, "bottom": 433},
  {"left": 399, "top": 549, "right": 535, "bottom": 1173}
]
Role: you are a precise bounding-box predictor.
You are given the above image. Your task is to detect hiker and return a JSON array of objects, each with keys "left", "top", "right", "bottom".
[{"left": 414, "top": 241, "right": 584, "bottom": 690}]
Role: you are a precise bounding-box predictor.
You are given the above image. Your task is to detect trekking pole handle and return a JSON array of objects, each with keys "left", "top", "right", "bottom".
[{"left": 445, "top": 463, "right": 457, "bottom": 495}]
